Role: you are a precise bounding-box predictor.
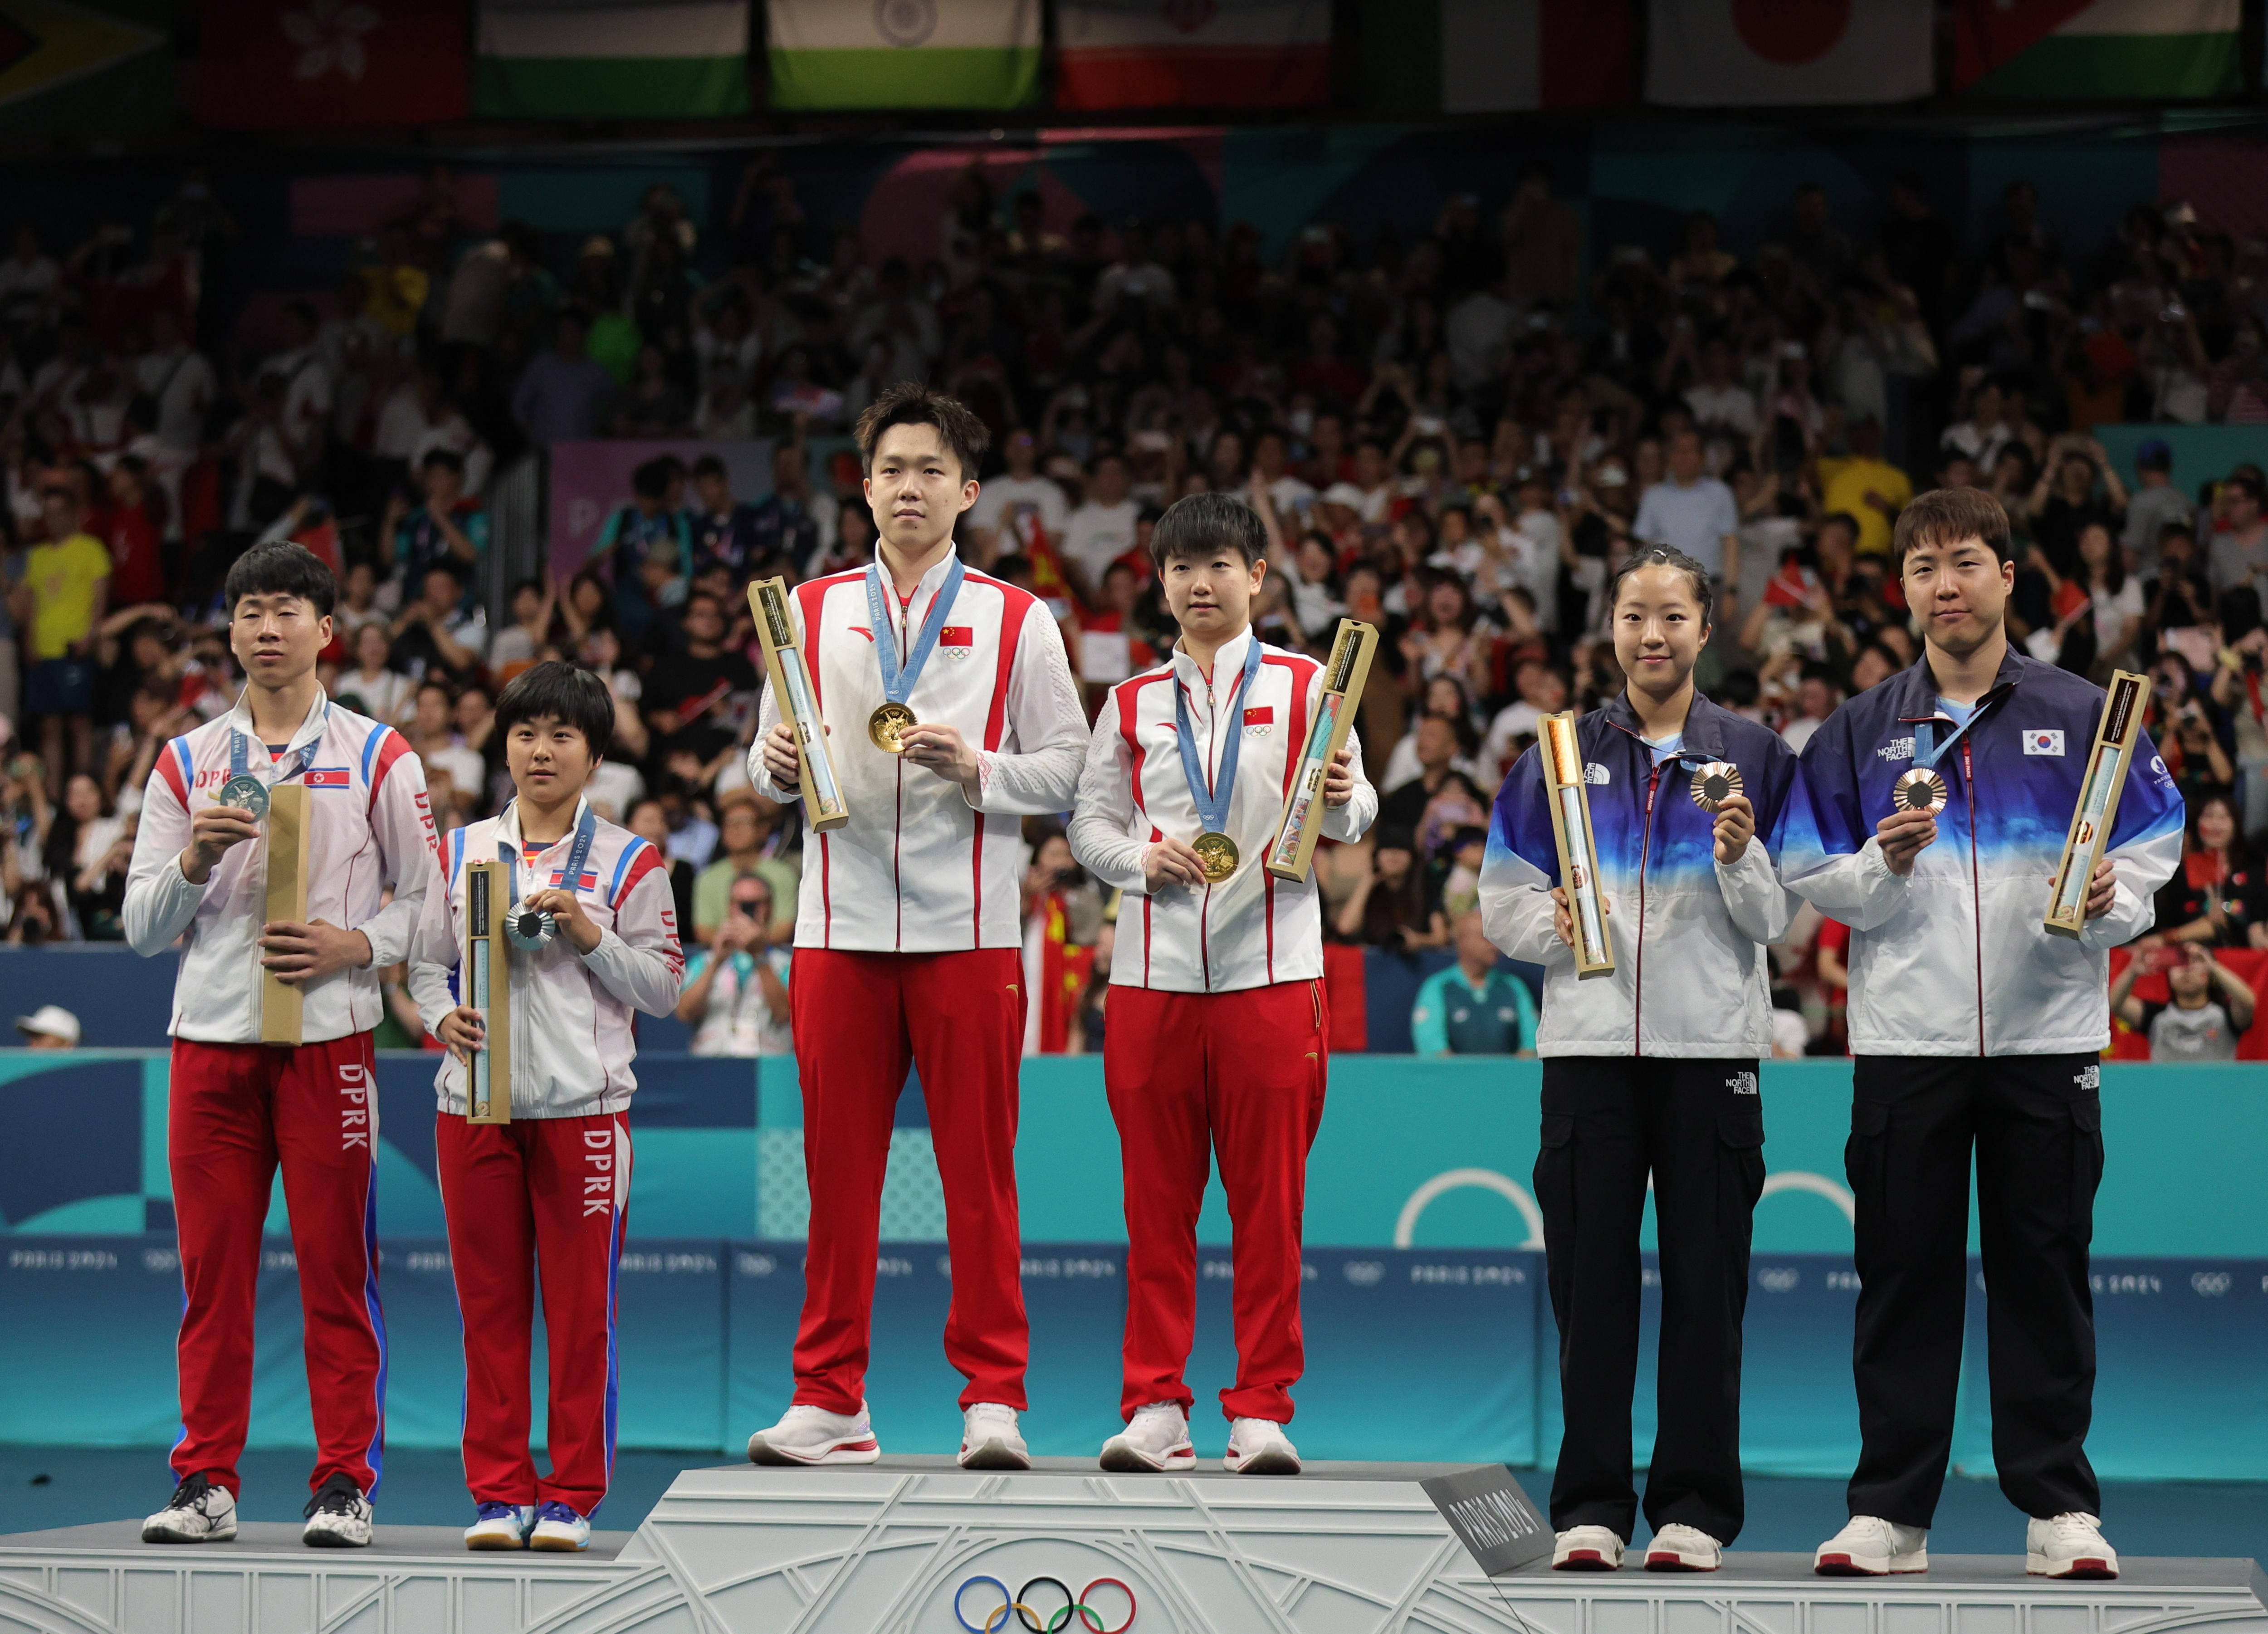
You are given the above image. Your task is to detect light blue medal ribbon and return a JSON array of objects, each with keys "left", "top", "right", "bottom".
[
  {"left": 220, "top": 704, "right": 330, "bottom": 816},
  {"left": 502, "top": 804, "right": 599, "bottom": 949},
  {"left": 1173, "top": 637, "right": 1264, "bottom": 882},
  {"left": 862, "top": 557, "right": 967, "bottom": 750},
  {"left": 1897, "top": 705, "right": 1992, "bottom": 815}
]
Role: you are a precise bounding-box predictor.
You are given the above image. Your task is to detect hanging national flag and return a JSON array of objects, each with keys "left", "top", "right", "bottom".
[
  {"left": 1056, "top": 0, "right": 1331, "bottom": 111},
  {"left": 0, "top": 0, "right": 170, "bottom": 136},
  {"left": 474, "top": 0, "right": 750, "bottom": 119},
  {"left": 1360, "top": 0, "right": 1628, "bottom": 113},
  {"left": 767, "top": 0, "right": 1039, "bottom": 110},
  {"left": 1645, "top": 0, "right": 1931, "bottom": 108},
  {"left": 1955, "top": 0, "right": 2240, "bottom": 100},
  {"left": 199, "top": 0, "right": 470, "bottom": 130}
]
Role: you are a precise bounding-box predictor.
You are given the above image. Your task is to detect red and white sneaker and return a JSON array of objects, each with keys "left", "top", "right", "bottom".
[
  {"left": 1552, "top": 1526, "right": 1625, "bottom": 1570},
  {"left": 1223, "top": 1419, "right": 1300, "bottom": 1474},
  {"left": 1100, "top": 1403, "right": 1196, "bottom": 1472},
  {"left": 2027, "top": 1513, "right": 2118, "bottom": 1579},
  {"left": 1815, "top": 1516, "right": 1928, "bottom": 1575},
  {"left": 958, "top": 1403, "right": 1031, "bottom": 1470},
  {"left": 1645, "top": 1523, "right": 1723, "bottom": 1571},
  {"left": 747, "top": 1402, "right": 881, "bottom": 1466}
]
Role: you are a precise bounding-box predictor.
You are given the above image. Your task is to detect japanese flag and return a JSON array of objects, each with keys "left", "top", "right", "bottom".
[{"left": 1646, "top": 0, "right": 1933, "bottom": 107}]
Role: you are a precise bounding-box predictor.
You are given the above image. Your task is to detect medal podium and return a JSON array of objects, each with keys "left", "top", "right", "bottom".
[{"left": 0, "top": 1459, "right": 2260, "bottom": 1634}]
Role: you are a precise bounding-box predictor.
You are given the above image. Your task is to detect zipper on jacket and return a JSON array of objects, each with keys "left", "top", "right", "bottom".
[
  {"left": 1198, "top": 673, "right": 1216, "bottom": 991},
  {"left": 1633, "top": 763, "right": 1662, "bottom": 1056},
  {"left": 1964, "top": 737, "right": 1983, "bottom": 1056}
]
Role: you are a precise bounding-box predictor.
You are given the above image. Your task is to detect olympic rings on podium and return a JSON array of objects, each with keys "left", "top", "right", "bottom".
[{"left": 953, "top": 1573, "right": 1138, "bottom": 1634}]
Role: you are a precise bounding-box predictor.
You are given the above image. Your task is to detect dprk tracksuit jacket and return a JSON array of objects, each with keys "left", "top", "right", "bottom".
[{"left": 1781, "top": 648, "right": 2184, "bottom": 1057}]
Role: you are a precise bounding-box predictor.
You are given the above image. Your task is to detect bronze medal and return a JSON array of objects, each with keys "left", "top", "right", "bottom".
[
  {"left": 1893, "top": 768, "right": 1949, "bottom": 816},
  {"left": 1193, "top": 831, "right": 1239, "bottom": 883},
  {"left": 868, "top": 702, "right": 916, "bottom": 754},
  {"left": 1689, "top": 761, "right": 1744, "bottom": 814}
]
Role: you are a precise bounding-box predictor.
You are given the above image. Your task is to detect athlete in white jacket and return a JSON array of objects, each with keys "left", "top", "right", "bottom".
[
  {"left": 1070, "top": 493, "right": 1376, "bottom": 1476},
  {"left": 743, "top": 386, "right": 1087, "bottom": 1472},
  {"left": 410, "top": 663, "right": 684, "bottom": 1553},
  {"left": 125, "top": 543, "right": 438, "bottom": 1551}
]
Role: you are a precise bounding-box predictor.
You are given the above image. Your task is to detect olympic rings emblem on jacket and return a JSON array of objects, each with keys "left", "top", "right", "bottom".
[{"left": 953, "top": 1574, "right": 1137, "bottom": 1634}]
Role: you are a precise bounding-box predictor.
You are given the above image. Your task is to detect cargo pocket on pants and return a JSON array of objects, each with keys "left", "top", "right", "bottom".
[
  {"left": 1846, "top": 1097, "right": 1889, "bottom": 1219},
  {"left": 1718, "top": 1103, "right": 1767, "bottom": 1233},
  {"left": 2069, "top": 1095, "right": 2104, "bottom": 1239},
  {"left": 1534, "top": 1113, "right": 1576, "bottom": 1243}
]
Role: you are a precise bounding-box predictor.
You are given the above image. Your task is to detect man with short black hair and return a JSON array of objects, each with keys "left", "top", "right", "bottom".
[
  {"left": 743, "top": 384, "right": 1087, "bottom": 1472},
  {"left": 126, "top": 542, "right": 437, "bottom": 1550},
  {"left": 1787, "top": 488, "right": 2184, "bottom": 1580},
  {"left": 2208, "top": 475, "right": 2267, "bottom": 594}
]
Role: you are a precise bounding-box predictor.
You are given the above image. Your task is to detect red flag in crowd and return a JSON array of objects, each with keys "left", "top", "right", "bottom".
[{"left": 197, "top": 0, "right": 470, "bottom": 129}]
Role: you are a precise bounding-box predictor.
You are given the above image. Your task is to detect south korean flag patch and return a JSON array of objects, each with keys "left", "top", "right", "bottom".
[{"left": 2023, "top": 729, "right": 2065, "bottom": 757}]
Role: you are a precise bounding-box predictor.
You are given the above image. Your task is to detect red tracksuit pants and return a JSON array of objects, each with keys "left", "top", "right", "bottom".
[
  {"left": 168, "top": 1034, "right": 385, "bottom": 1499},
  {"left": 789, "top": 947, "right": 1027, "bottom": 1414},
  {"left": 1104, "top": 979, "right": 1328, "bottom": 1425},
  {"left": 437, "top": 1111, "right": 630, "bottom": 1518}
]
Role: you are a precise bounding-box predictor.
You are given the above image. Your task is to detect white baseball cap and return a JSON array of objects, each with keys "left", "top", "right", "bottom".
[{"left": 14, "top": 1005, "right": 81, "bottom": 1046}]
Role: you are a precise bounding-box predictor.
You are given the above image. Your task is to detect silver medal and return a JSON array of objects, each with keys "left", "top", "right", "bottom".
[{"left": 217, "top": 775, "right": 269, "bottom": 818}]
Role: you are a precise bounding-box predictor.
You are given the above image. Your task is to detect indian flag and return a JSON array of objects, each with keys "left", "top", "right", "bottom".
[
  {"left": 1956, "top": 0, "right": 2241, "bottom": 100},
  {"left": 474, "top": 0, "right": 752, "bottom": 119},
  {"left": 767, "top": 0, "right": 1041, "bottom": 111}
]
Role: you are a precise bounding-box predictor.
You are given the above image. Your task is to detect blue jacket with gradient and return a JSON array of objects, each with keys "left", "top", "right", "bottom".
[
  {"left": 1479, "top": 691, "right": 1802, "bottom": 1057},
  {"left": 1783, "top": 648, "right": 2183, "bottom": 1057}
]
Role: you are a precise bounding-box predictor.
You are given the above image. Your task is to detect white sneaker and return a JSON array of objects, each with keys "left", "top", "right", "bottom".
[
  {"left": 958, "top": 1403, "right": 1031, "bottom": 1470},
  {"left": 1552, "top": 1525, "right": 1625, "bottom": 1570},
  {"left": 301, "top": 1473, "right": 374, "bottom": 1548},
  {"left": 747, "top": 1401, "right": 881, "bottom": 1466},
  {"left": 141, "top": 1472, "right": 237, "bottom": 1544},
  {"left": 2027, "top": 1512, "right": 2119, "bottom": 1579},
  {"left": 1814, "top": 1515, "right": 1928, "bottom": 1575},
  {"left": 1100, "top": 1403, "right": 1196, "bottom": 1472},
  {"left": 1645, "top": 1522, "right": 1723, "bottom": 1572},
  {"left": 529, "top": 1501, "right": 591, "bottom": 1552},
  {"left": 1223, "top": 1418, "right": 1301, "bottom": 1474},
  {"left": 464, "top": 1502, "right": 533, "bottom": 1550}
]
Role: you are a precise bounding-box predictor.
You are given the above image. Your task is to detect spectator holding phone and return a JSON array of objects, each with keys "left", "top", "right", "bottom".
[
  {"left": 2111, "top": 938, "right": 2255, "bottom": 1061},
  {"left": 2154, "top": 792, "right": 2266, "bottom": 949},
  {"left": 678, "top": 872, "right": 792, "bottom": 1057}
]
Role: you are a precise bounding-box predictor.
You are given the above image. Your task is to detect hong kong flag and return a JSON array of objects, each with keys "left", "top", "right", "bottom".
[{"left": 198, "top": 0, "right": 470, "bottom": 129}]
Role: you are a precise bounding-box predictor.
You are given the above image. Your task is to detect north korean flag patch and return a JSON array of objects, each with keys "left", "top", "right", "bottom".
[
  {"left": 304, "top": 767, "right": 351, "bottom": 788},
  {"left": 2023, "top": 730, "right": 2065, "bottom": 757}
]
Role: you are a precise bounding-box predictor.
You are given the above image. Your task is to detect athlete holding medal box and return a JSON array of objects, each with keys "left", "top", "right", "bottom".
[
  {"left": 743, "top": 385, "right": 1088, "bottom": 1472},
  {"left": 1069, "top": 493, "right": 1377, "bottom": 1475}
]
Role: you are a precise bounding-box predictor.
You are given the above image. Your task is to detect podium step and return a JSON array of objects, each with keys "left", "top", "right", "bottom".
[{"left": 0, "top": 1460, "right": 2259, "bottom": 1634}]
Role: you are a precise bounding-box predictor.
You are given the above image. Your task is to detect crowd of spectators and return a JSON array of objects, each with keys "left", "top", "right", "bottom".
[{"left": 3, "top": 156, "right": 2265, "bottom": 1059}]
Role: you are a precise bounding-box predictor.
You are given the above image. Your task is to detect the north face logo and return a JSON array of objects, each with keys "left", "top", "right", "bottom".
[
  {"left": 1728, "top": 1071, "right": 1758, "bottom": 1096},
  {"left": 1877, "top": 737, "right": 1916, "bottom": 763},
  {"left": 1583, "top": 763, "right": 1610, "bottom": 786},
  {"left": 2075, "top": 1064, "right": 2101, "bottom": 1091}
]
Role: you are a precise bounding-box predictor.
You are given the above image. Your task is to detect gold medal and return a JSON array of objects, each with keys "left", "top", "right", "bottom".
[
  {"left": 1892, "top": 768, "right": 1948, "bottom": 816},
  {"left": 1689, "top": 761, "right": 1744, "bottom": 814},
  {"left": 868, "top": 702, "right": 916, "bottom": 754},
  {"left": 1193, "top": 831, "right": 1239, "bottom": 883}
]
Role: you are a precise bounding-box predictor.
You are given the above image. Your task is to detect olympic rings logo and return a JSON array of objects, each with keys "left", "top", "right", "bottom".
[{"left": 953, "top": 1575, "right": 1136, "bottom": 1634}]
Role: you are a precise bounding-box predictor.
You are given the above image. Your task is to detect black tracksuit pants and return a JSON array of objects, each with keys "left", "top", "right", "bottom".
[
  {"left": 1533, "top": 1057, "right": 1766, "bottom": 1545},
  {"left": 1844, "top": 1053, "right": 2104, "bottom": 1527}
]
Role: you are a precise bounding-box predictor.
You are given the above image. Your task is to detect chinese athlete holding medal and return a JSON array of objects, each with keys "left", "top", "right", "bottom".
[
  {"left": 1069, "top": 492, "right": 1376, "bottom": 1475},
  {"left": 743, "top": 385, "right": 1087, "bottom": 1470}
]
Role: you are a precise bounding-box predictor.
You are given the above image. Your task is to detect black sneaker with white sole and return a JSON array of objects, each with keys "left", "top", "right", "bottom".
[
  {"left": 142, "top": 1472, "right": 238, "bottom": 1544},
  {"left": 301, "top": 1472, "right": 374, "bottom": 1548}
]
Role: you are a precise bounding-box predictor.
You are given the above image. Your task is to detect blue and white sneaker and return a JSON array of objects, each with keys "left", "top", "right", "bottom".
[
  {"left": 464, "top": 1502, "right": 534, "bottom": 1551},
  {"left": 529, "top": 1500, "right": 591, "bottom": 1552}
]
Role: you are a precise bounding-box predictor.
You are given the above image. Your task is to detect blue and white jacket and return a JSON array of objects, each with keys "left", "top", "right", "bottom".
[
  {"left": 1479, "top": 692, "right": 1802, "bottom": 1057},
  {"left": 1784, "top": 649, "right": 2183, "bottom": 1057}
]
